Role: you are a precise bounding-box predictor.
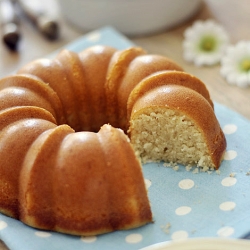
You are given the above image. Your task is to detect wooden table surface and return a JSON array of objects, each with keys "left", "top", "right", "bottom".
[{"left": 0, "top": 0, "right": 250, "bottom": 249}]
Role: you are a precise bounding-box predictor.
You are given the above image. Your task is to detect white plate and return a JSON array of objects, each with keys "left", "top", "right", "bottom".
[{"left": 141, "top": 238, "right": 250, "bottom": 250}]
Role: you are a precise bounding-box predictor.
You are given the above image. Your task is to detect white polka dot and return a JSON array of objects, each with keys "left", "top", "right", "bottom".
[
  {"left": 144, "top": 179, "right": 152, "bottom": 190},
  {"left": 178, "top": 179, "right": 194, "bottom": 190},
  {"left": 125, "top": 233, "right": 143, "bottom": 244},
  {"left": 171, "top": 230, "right": 189, "bottom": 241},
  {"left": 221, "top": 177, "right": 237, "bottom": 187},
  {"left": 0, "top": 221, "right": 7, "bottom": 230},
  {"left": 175, "top": 206, "right": 192, "bottom": 216},
  {"left": 35, "top": 231, "right": 52, "bottom": 238},
  {"left": 81, "top": 236, "right": 97, "bottom": 243},
  {"left": 217, "top": 226, "right": 235, "bottom": 237},
  {"left": 219, "top": 201, "right": 236, "bottom": 211},
  {"left": 223, "top": 150, "right": 237, "bottom": 160},
  {"left": 86, "top": 32, "right": 101, "bottom": 42},
  {"left": 223, "top": 124, "right": 237, "bottom": 134}
]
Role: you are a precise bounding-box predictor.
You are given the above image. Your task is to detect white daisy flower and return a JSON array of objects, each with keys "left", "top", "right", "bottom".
[
  {"left": 183, "top": 20, "right": 230, "bottom": 66},
  {"left": 220, "top": 41, "right": 250, "bottom": 87}
]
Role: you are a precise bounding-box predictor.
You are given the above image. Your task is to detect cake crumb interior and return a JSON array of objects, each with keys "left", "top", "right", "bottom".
[{"left": 130, "top": 107, "right": 215, "bottom": 171}]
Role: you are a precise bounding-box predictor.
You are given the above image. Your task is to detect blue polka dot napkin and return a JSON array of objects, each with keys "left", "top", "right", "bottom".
[{"left": 1, "top": 26, "right": 250, "bottom": 250}]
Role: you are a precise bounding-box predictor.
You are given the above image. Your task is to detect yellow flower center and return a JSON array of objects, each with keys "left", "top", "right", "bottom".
[
  {"left": 199, "top": 36, "right": 217, "bottom": 52},
  {"left": 240, "top": 58, "right": 250, "bottom": 72}
]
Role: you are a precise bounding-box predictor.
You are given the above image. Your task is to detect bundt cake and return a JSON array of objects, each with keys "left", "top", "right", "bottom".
[{"left": 0, "top": 45, "right": 226, "bottom": 236}]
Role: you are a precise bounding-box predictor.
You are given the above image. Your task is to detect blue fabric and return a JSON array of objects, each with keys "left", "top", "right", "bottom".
[{"left": 1, "top": 26, "right": 250, "bottom": 250}]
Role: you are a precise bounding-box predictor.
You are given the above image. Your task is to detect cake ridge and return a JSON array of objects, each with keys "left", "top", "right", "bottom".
[
  {"left": 78, "top": 45, "right": 117, "bottom": 131},
  {"left": 0, "top": 106, "right": 57, "bottom": 218},
  {"left": 97, "top": 125, "right": 152, "bottom": 231},
  {"left": 17, "top": 58, "right": 75, "bottom": 128},
  {"left": 53, "top": 56, "right": 81, "bottom": 130},
  {"left": 0, "top": 74, "right": 64, "bottom": 124},
  {"left": 56, "top": 50, "right": 87, "bottom": 131},
  {"left": 105, "top": 47, "right": 146, "bottom": 128},
  {"left": 126, "top": 70, "right": 214, "bottom": 124},
  {"left": 20, "top": 125, "right": 74, "bottom": 230}
]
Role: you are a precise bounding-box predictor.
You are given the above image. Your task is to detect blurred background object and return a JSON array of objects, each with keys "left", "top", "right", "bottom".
[
  {"left": 58, "top": 0, "right": 202, "bottom": 36},
  {"left": 17, "top": 0, "right": 60, "bottom": 40},
  {"left": 0, "top": 0, "right": 21, "bottom": 51}
]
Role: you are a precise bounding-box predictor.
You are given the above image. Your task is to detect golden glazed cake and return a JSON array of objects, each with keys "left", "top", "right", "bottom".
[{"left": 0, "top": 45, "right": 226, "bottom": 236}]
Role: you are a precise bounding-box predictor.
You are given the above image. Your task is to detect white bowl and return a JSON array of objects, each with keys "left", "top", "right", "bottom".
[
  {"left": 140, "top": 238, "right": 250, "bottom": 250},
  {"left": 58, "top": 0, "right": 201, "bottom": 36}
]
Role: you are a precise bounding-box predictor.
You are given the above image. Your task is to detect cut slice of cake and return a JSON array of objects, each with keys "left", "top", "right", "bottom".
[{"left": 129, "top": 85, "right": 226, "bottom": 170}]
